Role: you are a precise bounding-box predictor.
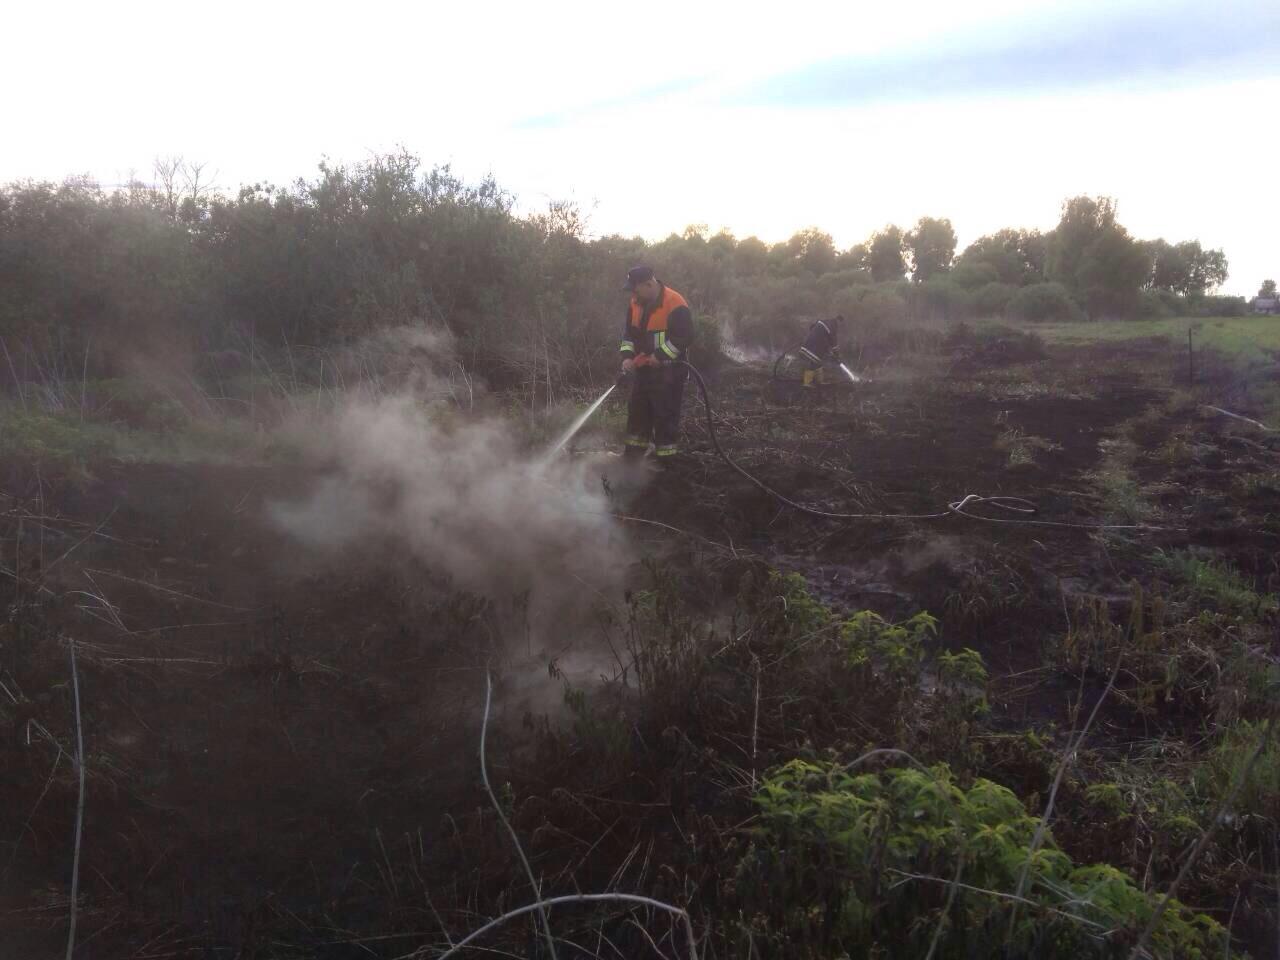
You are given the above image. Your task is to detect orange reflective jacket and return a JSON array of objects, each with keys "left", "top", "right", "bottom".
[{"left": 619, "top": 285, "right": 693, "bottom": 363}]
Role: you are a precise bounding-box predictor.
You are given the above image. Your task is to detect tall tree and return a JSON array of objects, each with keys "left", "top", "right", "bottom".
[
  {"left": 1047, "top": 196, "right": 1149, "bottom": 319},
  {"left": 1146, "top": 239, "right": 1229, "bottom": 296},
  {"left": 904, "top": 216, "right": 956, "bottom": 281},
  {"left": 1261, "top": 279, "right": 1277, "bottom": 299},
  {"left": 783, "top": 227, "right": 837, "bottom": 276},
  {"left": 956, "top": 229, "right": 1045, "bottom": 285},
  {"left": 868, "top": 226, "right": 906, "bottom": 283}
]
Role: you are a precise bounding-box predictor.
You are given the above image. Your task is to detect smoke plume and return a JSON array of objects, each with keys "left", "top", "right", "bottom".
[{"left": 269, "top": 334, "right": 629, "bottom": 645}]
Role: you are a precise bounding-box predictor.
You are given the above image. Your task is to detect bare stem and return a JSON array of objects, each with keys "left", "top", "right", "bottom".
[
  {"left": 482, "top": 669, "right": 557, "bottom": 960},
  {"left": 66, "top": 637, "right": 87, "bottom": 960}
]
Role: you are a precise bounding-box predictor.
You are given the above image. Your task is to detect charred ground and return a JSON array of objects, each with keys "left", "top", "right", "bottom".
[{"left": 3, "top": 326, "right": 1279, "bottom": 958}]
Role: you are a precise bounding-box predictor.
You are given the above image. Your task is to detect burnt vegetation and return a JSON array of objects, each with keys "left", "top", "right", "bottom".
[{"left": 2, "top": 154, "right": 1280, "bottom": 958}]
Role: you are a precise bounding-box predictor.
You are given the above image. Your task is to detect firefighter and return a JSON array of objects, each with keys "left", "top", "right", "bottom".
[
  {"left": 618, "top": 265, "right": 694, "bottom": 464},
  {"left": 799, "top": 314, "right": 844, "bottom": 388}
]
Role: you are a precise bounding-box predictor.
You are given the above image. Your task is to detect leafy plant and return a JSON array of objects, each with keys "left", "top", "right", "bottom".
[{"left": 736, "top": 759, "right": 1232, "bottom": 958}]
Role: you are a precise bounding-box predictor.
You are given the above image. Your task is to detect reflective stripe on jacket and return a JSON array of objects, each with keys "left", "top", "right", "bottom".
[{"left": 619, "top": 285, "right": 693, "bottom": 363}]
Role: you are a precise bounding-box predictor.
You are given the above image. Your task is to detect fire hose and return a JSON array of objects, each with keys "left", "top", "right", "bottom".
[
  {"left": 772, "top": 348, "right": 861, "bottom": 385},
  {"left": 673, "top": 360, "right": 1171, "bottom": 531},
  {"left": 590, "top": 360, "right": 1170, "bottom": 530}
]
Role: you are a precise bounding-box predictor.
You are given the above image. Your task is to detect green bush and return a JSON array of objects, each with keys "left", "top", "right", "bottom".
[
  {"left": 837, "top": 285, "right": 909, "bottom": 328},
  {"left": 0, "top": 407, "right": 117, "bottom": 480},
  {"left": 1138, "top": 290, "right": 1175, "bottom": 318},
  {"left": 691, "top": 312, "right": 726, "bottom": 378},
  {"left": 1007, "top": 283, "right": 1081, "bottom": 323},
  {"left": 1188, "top": 295, "right": 1249, "bottom": 318},
  {"left": 737, "top": 760, "right": 1232, "bottom": 958},
  {"left": 972, "top": 282, "right": 1018, "bottom": 317}
]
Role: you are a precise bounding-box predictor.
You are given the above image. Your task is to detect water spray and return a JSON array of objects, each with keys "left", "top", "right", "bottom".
[
  {"left": 545, "top": 383, "right": 617, "bottom": 459},
  {"left": 838, "top": 362, "right": 862, "bottom": 384}
]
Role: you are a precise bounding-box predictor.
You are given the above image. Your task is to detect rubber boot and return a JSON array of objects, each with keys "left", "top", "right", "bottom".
[
  {"left": 814, "top": 367, "right": 826, "bottom": 386},
  {"left": 802, "top": 369, "right": 815, "bottom": 388}
]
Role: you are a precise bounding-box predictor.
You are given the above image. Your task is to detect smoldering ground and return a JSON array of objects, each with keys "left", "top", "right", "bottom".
[{"left": 268, "top": 331, "right": 634, "bottom": 667}]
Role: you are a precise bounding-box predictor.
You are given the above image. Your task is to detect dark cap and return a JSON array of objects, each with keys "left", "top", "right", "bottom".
[{"left": 625, "top": 265, "right": 655, "bottom": 290}]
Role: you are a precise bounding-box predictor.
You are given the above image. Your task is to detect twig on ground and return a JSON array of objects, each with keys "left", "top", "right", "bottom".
[
  {"left": 82, "top": 568, "right": 252, "bottom": 611},
  {"left": 887, "top": 870, "right": 1106, "bottom": 930},
  {"left": 2, "top": 750, "right": 63, "bottom": 883},
  {"left": 1202, "top": 406, "right": 1274, "bottom": 432},
  {"left": 421, "top": 893, "right": 699, "bottom": 960},
  {"left": 40, "top": 507, "right": 118, "bottom": 583}
]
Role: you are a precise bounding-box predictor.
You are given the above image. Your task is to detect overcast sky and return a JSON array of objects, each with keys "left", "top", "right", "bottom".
[{"left": 5, "top": 0, "right": 1278, "bottom": 294}]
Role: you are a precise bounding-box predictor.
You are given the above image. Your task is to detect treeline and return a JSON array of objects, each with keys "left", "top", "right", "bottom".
[{"left": 0, "top": 151, "right": 1242, "bottom": 391}]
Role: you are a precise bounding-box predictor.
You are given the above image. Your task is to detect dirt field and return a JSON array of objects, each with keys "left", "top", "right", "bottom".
[{"left": 3, "top": 326, "right": 1279, "bottom": 957}]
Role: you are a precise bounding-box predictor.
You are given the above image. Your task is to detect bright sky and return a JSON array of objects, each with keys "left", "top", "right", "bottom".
[{"left": 5, "top": 0, "right": 1278, "bottom": 294}]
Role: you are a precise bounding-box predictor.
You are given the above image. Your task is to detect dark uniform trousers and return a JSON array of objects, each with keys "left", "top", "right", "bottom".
[{"left": 624, "top": 365, "right": 687, "bottom": 458}]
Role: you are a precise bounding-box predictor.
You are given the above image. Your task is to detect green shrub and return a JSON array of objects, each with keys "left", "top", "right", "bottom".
[
  {"left": 1007, "top": 282, "right": 1081, "bottom": 323},
  {"left": 1138, "top": 290, "right": 1175, "bottom": 318},
  {"left": 737, "top": 760, "right": 1232, "bottom": 958},
  {"left": 0, "top": 407, "right": 117, "bottom": 480},
  {"left": 972, "top": 282, "right": 1018, "bottom": 317},
  {"left": 836, "top": 285, "right": 909, "bottom": 328},
  {"left": 691, "top": 312, "right": 726, "bottom": 378},
  {"left": 1189, "top": 295, "right": 1248, "bottom": 318}
]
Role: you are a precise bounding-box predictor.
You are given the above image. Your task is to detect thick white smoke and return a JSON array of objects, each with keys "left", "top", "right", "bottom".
[{"left": 269, "top": 333, "right": 630, "bottom": 648}]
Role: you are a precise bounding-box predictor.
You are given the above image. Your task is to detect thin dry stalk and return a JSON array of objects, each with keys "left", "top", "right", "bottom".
[
  {"left": 66, "top": 637, "right": 86, "bottom": 960},
  {"left": 425, "top": 893, "right": 699, "bottom": 960},
  {"left": 2, "top": 336, "right": 28, "bottom": 413},
  {"left": 923, "top": 850, "right": 966, "bottom": 960},
  {"left": 750, "top": 656, "right": 761, "bottom": 792},
  {"left": 482, "top": 670, "right": 556, "bottom": 960}
]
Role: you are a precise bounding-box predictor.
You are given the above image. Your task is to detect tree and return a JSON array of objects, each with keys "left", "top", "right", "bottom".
[
  {"left": 733, "top": 236, "right": 769, "bottom": 276},
  {"left": 782, "top": 227, "right": 837, "bottom": 276},
  {"left": 1047, "top": 196, "right": 1149, "bottom": 319},
  {"left": 1261, "top": 279, "right": 1277, "bottom": 299},
  {"left": 956, "top": 229, "right": 1045, "bottom": 286},
  {"left": 868, "top": 226, "right": 906, "bottom": 283},
  {"left": 1185, "top": 245, "right": 1228, "bottom": 295},
  {"left": 838, "top": 243, "right": 869, "bottom": 272},
  {"left": 1147, "top": 239, "right": 1229, "bottom": 296},
  {"left": 904, "top": 216, "right": 956, "bottom": 282}
]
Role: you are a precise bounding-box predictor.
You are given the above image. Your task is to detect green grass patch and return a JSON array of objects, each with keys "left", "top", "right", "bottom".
[
  {"left": 1153, "top": 549, "right": 1278, "bottom": 619},
  {"left": 1028, "top": 315, "right": 1280, "bottom": 356},
  {"left": 1194, "top": 721, "right": 1280, "bottom": 823},
  {"left": 0, "top": 407, "right": 120, "bottom": 482}
]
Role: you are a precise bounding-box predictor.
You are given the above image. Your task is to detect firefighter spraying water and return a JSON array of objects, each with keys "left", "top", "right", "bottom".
[{"left": 545, "top": 272, "right": 866, "bottom": 462}]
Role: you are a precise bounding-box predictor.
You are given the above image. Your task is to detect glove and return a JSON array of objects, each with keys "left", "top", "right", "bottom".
[
  {"left": 621, "top": 357, "right": 636, "bottom": 373},
  {"left": 633, "top": 353, "right": 658, "bottom": 368},
  {"left": 830, "top": 346, "right": 842, "bottom": 360}
]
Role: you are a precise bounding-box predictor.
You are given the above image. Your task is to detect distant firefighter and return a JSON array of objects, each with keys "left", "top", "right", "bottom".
[{"left": 799, "top": 315, "right": 844, "bottom": 388}]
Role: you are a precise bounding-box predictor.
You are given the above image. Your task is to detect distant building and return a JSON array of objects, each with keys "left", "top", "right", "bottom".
[{"left": 1253, "top": 297, "right": 1280, "bottom": 315}]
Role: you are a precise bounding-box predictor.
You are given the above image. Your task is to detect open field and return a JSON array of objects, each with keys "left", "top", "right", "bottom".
[
  {"left": 1035, "top": 315, "right": 1280, "bottom": 356},
  {"left": 3, "top": 321, "right": 1280, "bottom": 958}
]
